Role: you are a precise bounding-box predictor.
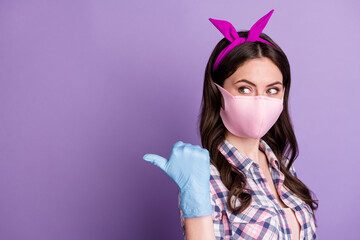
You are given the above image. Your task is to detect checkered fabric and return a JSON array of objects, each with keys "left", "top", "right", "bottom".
[{"left": 178, "top": 138, "right": 317, "bottom": 239}]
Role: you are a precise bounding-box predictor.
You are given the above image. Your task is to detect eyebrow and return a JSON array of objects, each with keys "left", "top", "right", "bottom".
[{"left": 234, "top": 79, "right": 283, "bottom": 87}]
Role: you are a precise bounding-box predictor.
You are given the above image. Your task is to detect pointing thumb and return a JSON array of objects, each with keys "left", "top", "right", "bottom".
[{"left": 143, "top": 153, "right": 168, "bottom": 172}]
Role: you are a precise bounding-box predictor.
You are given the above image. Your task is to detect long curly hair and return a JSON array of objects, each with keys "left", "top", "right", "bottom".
[{"left": 198, "top": 30, "right": 318, "bottom": 227}]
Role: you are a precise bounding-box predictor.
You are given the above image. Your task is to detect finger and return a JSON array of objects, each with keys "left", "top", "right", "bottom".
[
  {"left": 143, "top": 153, "right": 168, "bottom": 172},
  {"left": 202, "top": 148, "right": 210, "bottom": 155},
  {"left": 173, "top": 140, "right": 184, "bottom": 148}
]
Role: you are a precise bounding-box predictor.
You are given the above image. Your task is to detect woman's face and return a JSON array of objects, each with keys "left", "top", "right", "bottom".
[{"left": 222, "top": 57, "right": 284, "bottom": 106}]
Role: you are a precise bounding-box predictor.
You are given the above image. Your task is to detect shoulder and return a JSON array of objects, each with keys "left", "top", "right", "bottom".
[
  {"left": 210, "top": 163, "right": 226, "bottom": 192},
  {"left": 282, "top": 157, "right": 298, "bottom": 178},
  {"left": 210, "top": 163, "right": 221, "bottom": 177},
  {"left": 209, "top": 163, "right": 227, "bottom": 222}
]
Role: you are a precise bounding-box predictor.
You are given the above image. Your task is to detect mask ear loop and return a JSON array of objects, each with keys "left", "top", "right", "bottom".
[
  {"left": 282, "top": 87, "right": 286, "bottom": 100},
  {"left": 213, "top": 83, "right": 226, "bottom": 110},
  {"left": 215, "top": 83, "right": 223, "bottom": 110}
]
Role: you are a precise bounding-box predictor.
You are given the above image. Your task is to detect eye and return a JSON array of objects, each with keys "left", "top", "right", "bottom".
[
  {"left": 267, "top": 88, "right": 280, "bottom": 95},
  {"left": 238, "top": 87, "right": 251, "bottom": 94}
]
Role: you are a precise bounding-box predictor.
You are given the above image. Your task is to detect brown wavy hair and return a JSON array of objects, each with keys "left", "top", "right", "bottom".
[{"left": 198, "top": 30, "right": 318, "bottom": 227}]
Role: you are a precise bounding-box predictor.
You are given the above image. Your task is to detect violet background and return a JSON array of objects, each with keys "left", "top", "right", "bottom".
[{"left": 0, "top": 0, "right": 359, "bottom": 239}]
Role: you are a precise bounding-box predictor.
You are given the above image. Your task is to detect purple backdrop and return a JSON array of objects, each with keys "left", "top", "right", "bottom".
[{"left": 0, "top": 1, "right": 359, "bottom": 239}]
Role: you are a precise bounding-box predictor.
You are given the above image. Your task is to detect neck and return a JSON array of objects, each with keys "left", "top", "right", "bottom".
[{"left": 225, "top": 130, "right": 262, "bottom": 164}]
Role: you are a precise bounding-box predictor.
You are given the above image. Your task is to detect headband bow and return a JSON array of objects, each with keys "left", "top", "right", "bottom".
[{"left": 209, "top": 9, "right": 275, "bottom": 71}]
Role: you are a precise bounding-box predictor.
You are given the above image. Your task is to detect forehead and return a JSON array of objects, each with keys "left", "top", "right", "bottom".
[{"left": 228, "top": 58, "right": 283, "bottom": 85}]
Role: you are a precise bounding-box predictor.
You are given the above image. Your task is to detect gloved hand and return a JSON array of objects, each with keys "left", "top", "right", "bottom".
[{"left": 143, "top": 141, "right": 212, "bottom": 218}]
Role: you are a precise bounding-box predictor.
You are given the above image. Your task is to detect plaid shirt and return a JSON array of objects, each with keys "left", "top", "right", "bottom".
[{"left": 178, "top": 138, "right": 317, "bottom": 239}]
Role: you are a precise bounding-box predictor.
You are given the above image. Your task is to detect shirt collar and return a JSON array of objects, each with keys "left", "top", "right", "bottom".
[{"left": 217, "top": 138, "right": 281, "bottom": 173}]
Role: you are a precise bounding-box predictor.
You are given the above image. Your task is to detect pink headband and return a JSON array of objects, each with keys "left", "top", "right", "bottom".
[{"left": 209, "top": 9, "right": 276, "bottom": 71}]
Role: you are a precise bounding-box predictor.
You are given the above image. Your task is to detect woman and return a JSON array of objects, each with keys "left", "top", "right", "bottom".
[{"left": 143, "top": 9, "right": 318, "bottom": 240}]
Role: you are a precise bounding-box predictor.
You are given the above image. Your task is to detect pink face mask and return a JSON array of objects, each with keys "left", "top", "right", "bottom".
[{"left": 214, "top": 83, "right": 284, "bottom": 139}]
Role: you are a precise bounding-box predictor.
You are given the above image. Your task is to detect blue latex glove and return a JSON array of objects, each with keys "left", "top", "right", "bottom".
[{"left": 143, "top": 141, "right": 212, "bottom": 218}]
